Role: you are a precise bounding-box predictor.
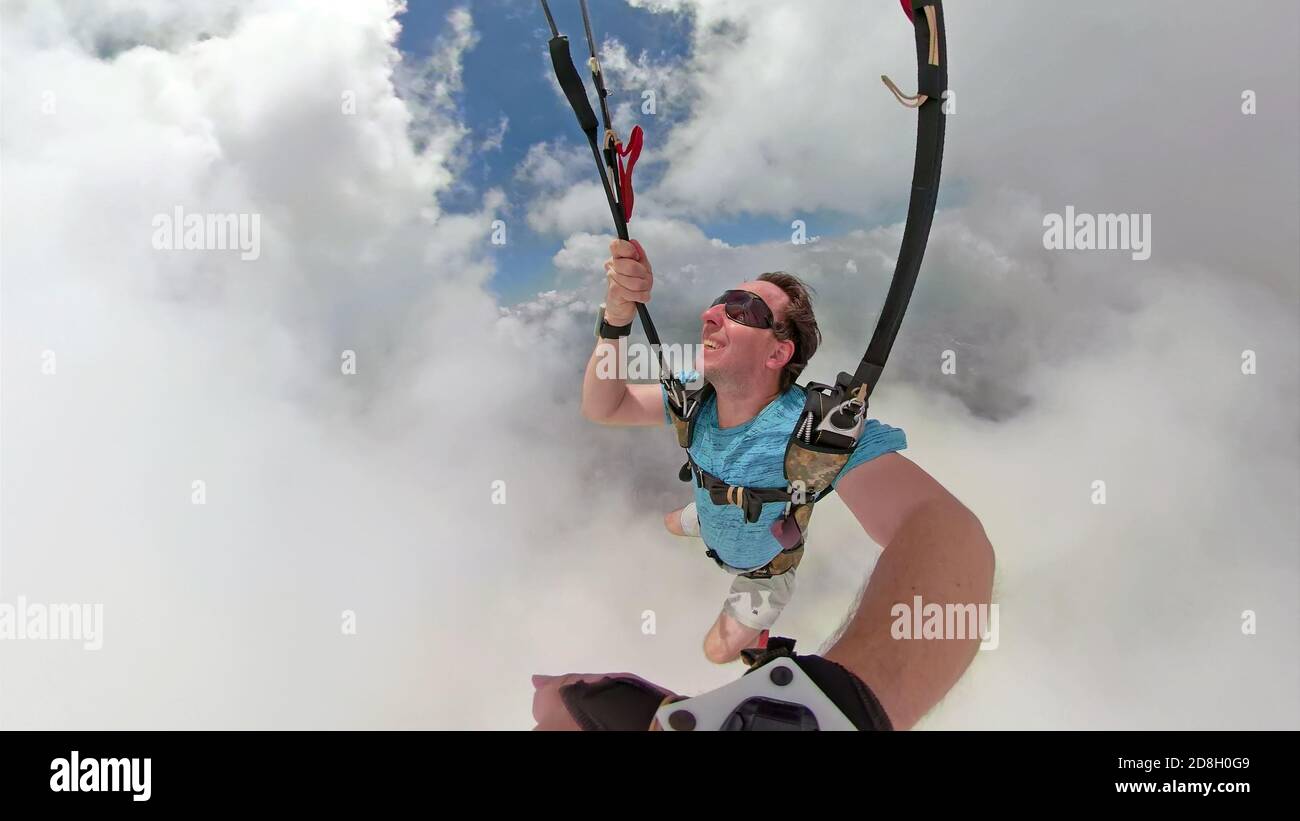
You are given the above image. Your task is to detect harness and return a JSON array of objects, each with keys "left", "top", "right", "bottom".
[
  {"left": 542, "top": 0, "right": 949, "bottom": 578},
  {"left": 668, "top": 0, "right": 948, "bottom": 577},
  {"left": 672, "top": 383, "right": 831, "bottom": 579}
]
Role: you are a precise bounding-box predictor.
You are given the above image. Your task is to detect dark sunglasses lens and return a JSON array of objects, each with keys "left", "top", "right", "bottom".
[
  {"left": 736, "top": 293, "right": 772, "bottom": 328},
  {"left": 711, "top": 291, "right": 743, "bottom": 319},
  {"left": 712, "top": 290, "right": 772, "bottom": 328}
]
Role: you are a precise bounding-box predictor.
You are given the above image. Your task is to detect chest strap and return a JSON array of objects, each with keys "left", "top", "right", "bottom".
[{"left": 683, "top": 454, "right": 796, "bottom": 524}]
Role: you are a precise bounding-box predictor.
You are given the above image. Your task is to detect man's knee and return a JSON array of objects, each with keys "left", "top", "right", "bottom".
[
  {"left": 666, "top": 503, "right": 699, "bottom": 537},
  {"left": 664, "top": 509, "right": 683, "bottom": 536},
  {"left": 702, "top": 629, "right": 740, "bottom": 664},
  {"left": 703, "top": 613, "right": 760, "bottom": 664}
]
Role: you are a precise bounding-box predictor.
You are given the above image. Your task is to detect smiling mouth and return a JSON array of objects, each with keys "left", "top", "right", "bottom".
[{"left": 703, "top": 339, "right": 724, "bottom": 350}]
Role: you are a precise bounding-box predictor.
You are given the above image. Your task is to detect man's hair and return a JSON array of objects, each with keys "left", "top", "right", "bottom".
[{"left": 758, "top": 271, "right": 821, "bottom": 392}]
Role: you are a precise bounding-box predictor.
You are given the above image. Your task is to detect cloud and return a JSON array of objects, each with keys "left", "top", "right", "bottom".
[
  {"left": 4, "top": 0, "right": 1297, "bottom": 731},
  {"left": 526, "top": 183, "right": 611, "bottom": 238},
  {"left": 626, "top": 0, "right": 1298, "bottom": 298},
  {"left": 480, "top": 114, "right": 509, "bottom": 153},
  {"left": 515, "top": 140, "right": 586, "bottom": 189},
  {"left": 512, "top": 0, "right": 1300, "bottom": 729},
  {"left": 596, "top": 35, "right": 691, "bottom": 130},
  {"left": 396, "top": 4, "right": 476, "bottom": 163},
  {"left": 0, "top": 0, "right": 669, "bottom": 730}
]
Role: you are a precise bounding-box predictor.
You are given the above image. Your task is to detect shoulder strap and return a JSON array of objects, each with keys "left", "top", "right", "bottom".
[
  {"left": 668, "top": 381, "right": 713, "bottom": 450},
  {"left": 788, "top": 1, "right": 948, "bottom": 460},
  {"left": 852, "top": 0, "right": 948, "bottom": 402}
]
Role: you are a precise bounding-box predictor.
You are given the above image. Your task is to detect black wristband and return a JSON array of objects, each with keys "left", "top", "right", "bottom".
[{"left": 596, "top": 305, "right": 633, "bottom": 339}]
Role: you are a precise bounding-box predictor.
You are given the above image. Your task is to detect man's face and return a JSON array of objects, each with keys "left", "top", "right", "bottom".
[{"left": 699, "top": 279, "right": 793, "bottom": 390}]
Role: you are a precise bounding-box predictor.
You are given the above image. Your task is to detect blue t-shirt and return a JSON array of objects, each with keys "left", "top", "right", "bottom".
[{"left": 662, "top": 381, "right": 907, "bottom": 570}]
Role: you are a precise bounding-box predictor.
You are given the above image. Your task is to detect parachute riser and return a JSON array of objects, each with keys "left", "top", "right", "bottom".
[{"left": 540, "top": 0, "right": 664, "bottom": 359}]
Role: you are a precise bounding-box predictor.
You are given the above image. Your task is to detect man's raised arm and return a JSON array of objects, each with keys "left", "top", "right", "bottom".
[{"left": 581, "top": 238, "right": 666, "bottom": 427}]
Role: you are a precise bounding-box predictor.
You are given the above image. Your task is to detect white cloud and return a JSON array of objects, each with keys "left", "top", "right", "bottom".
[
  {"left": 511, "top": 0, "right": 1300, "bottom": 729},
  {"left": 5, "top": 0, "right": 1297, "bottom": 731},
  {"left": 480, "top": 114, "right": 509, "bottom": 152},
  {"left": 0, "top": 0, "right": 714, "bottom": 730},
  {"left": 526, "top": 187, "right": 1300, "bottom": 729},
  {"left": 515, "top": 140, "right": 587, "bottom": 189}
]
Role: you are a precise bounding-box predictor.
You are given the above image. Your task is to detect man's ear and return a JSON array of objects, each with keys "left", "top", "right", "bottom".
[{"left": 768, "top": 338, "right": 795, "bottom": 371}]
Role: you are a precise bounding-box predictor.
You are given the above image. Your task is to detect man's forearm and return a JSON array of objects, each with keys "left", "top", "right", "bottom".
[
  {"left": 824, "top": 497, "right": 995, "bottom": 729},
  {"left": 581, "top": 337, "right": 627, "bottom": 422}
]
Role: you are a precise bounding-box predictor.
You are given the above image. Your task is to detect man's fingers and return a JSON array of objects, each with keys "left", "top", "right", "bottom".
[
  {"left": 608, "top": 257, "right": 648, "bottom": 278},
  {"left": 604, "top": 241, "right": 653, "bottom": 310},
  {"left": 606, "top": 271, "right": 651, "bottom": 294},
  {"left": 629, "top": 238, "right": 650, "bottom": 270},
  {"left": 531, "top": 673, "right": 585, "bottom": 731},
  {"left": 607, "top": 258, "right": 652, "bottom": 286},
  {"left": 603, "top": 258, "right": 647, "bottom": 280},
  {"left": 610, "top": 238, "right": 641, "bottom": 261},
  {"left": 610, "top": 283, "right": 650, "bottom": 305},
  {"left": 609, "top": 282, "right": 650, "bottom": 304},
  {"left": 605, "top": 272, "right": 650, "bottom": 294}
]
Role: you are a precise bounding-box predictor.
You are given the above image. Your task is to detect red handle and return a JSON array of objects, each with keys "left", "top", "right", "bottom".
[{"left": 617, "top": 125, "right": 644, "bottom": 222}]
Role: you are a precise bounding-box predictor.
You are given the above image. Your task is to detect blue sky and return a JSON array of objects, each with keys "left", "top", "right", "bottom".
[
  {"left": 397, "top": 1, "right": 699, "bottom": 303},
  {"left": 390, "top": 2, "right": 981, "bottom": 312},
  {"left": 395, "top": 1, "right": 880, "bottom": 306}
]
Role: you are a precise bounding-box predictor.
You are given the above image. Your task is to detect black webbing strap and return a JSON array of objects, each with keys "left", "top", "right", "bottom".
[
  {"left": 851, "top": 0, "right": 948, "bottom": 398},
  {"left": 685, "top": 455, "right": 793, "bottom": 524}
]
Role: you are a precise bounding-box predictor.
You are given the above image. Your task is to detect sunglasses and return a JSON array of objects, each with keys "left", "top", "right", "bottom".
[{"left": 710, "top": 290, "right": 775, "bottom": 330}]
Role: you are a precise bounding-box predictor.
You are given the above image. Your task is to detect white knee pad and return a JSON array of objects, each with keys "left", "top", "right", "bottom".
[{"left": 679, "top": 502, "right": 701, "bottom": 538}]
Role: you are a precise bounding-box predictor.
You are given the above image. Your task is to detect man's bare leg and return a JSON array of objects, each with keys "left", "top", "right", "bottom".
[
  {"left": 664, "top": 502, "right": 699, "bottom": 537},
  {"left": 703, "top": 611, "right": 764, "bottom": 664},
  {"left": 703, "top": 570, "right": 795, "bottom": 663},
  {"left": 664, "top": 508, "right": 686, "bottom": 536}
]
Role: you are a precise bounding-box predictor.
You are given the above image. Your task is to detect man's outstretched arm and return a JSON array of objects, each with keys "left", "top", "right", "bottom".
[
  {"left": 530, "top": 452, "right": 994, "bottom": 731},
  {"left": 831, "top": 453, "right": 996, "bottom": 729},
  {"left": 580, "top": 238, "right": 665, "bottom": 427}
]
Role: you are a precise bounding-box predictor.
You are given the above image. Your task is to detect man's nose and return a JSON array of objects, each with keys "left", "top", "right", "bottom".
[{"left": 701, "top": 302, "right": 726, "bottom": 324}]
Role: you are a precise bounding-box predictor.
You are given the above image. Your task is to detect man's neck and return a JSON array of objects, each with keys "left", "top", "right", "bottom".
[{"left": 713, "top": 382, "right": 783, "bottom": 429}]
